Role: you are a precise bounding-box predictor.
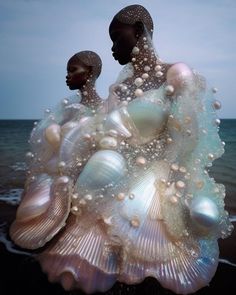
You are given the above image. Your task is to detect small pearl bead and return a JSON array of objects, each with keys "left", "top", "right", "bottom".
[
  {"left": 208, "top": 153, "right": 214, "bottom": 160},
  {"left": 134, "top": 88, "right": 143, "bottom": 97},
  {"left": 57, "top": 176, "right": 69, "bottom": 184},
  {"left": 165, "top": 85, "right": 174, "bottom": 95},
  {"left": 132, "top": 46, "right": 140, "bottom": 55},
  {"left": 142, "top": 73, "right": 149, "bottom": 79},
  {"left": 84, "top": 194, "right": 93, "bottom": 201},
  {"left": 136, "top": 156, "right": 147, "bottom": 166},
  {"left": 129, "top": 193, "right": 135, "bottom": 200},
  {"left": 171, "top": 163, "right": 179, "bottom": 171},
  {"left": 121, "top": 85, "right": 128, "bottom": 92},
  {"left": 83, "top": 133, "right": 91, "bottom": 140},
  {"left": 167, "top": 137, "right": 173, "bottom": 144},
  {"left": 58, "top": 161, "right": 66, "bottom": 169},
  {"left": 25, "top": 152, "right": 33, "bottom": 158},
  {"left": 179, "top": 166, "right": 187, "bottom": 173},
  {"left": 213, "top": 100, "right": 221, "bottom": 110},
  {"left": 79, "top": 199, "right": 86, "bottom": 206},
  {"left": 134, "top": 77, "right": 143, "bottom": 87},
  {"left": 130, "top": 217, "right": 140, "bottom": 228},
  {"left": 144, "top": 66, "right": 150, "bottom": 72},
  {"left": 215, "top": 118, "right": 221, "bottom": 125},
  {"left": 71, "top": 206, "right": 79, "bottom": 214},
  {"left": 62, "top": 98, "right": 69, "bottom": 105},
  {"left": 156, "top": 71, "right": 163, "bottom": 78},
  {"left": 72, "top": 193, "right": 79, "bottom": 200},
  {"left": 117, "top": 192, "right": 125, "bottom": 201},
  {"left": 186, "top": 129, "right": 192, "bottom": 136},
  {"left": 155, "top": 65, "right": 162, "bottom": 71},
  {"left": 170, "top": 196, "right": 178, "bottom": 204},
  {"left": 176, "top": 181, "right": 185, "bottom": 189}
]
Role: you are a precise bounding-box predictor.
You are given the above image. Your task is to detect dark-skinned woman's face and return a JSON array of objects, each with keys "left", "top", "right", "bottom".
[
  {"left": 109, "top": 19, "right": 138, "bottom": 65},
  {"left": 66, "top": 57, "right": 90, "bottom": 90}
]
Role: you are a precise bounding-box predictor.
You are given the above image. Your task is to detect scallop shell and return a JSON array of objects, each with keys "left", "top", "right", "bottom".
[
  {"left": 38, "top": 214, "right": 119, "bottom": 293},
  {"left": 104, "top": 108, "right": 134, "bottom": 138},
  {"left": 10, "top": 174, "right": 72, "bottom": 249},
  {"left": 101, "top": 160, "right": 219, "bottom": 294}
]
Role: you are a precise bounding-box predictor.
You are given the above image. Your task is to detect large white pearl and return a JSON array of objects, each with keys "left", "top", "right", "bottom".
[
  {"left": 76, "top": 150, "right": 127, "bottom": 190},
  {"left": 45, "top": 124, "right": 61, "bottom": 149},
  {"left": 166, "top": 63, "right": 193, "bottom": 89},
  {"left": 190, "top": 196, "right": 220, "bottom": 229}
]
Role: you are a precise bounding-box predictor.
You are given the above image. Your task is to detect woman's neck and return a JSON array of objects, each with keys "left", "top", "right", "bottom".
[
  {"left": 79, "top": 81, "right": 102, "bottom": 110},
  {"left": 130, "top": 33, "right": 162, "bottom": 77}
]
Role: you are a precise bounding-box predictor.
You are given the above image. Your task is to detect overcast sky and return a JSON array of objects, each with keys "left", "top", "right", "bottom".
[{"left": 0, "top": 0, "right": 235, "bottom": 119}]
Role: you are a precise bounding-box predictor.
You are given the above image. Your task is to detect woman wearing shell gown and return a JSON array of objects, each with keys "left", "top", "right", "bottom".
[{"left": 10, "top": 5, "right": 233, "bottom": 295}]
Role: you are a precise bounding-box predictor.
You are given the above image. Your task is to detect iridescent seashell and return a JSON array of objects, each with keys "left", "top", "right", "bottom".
[
  {"left": 10, "top": 174, "right": 72, "bottom": 249},
  {"left": 104, "top": 109, "right": 133, "bottom": 138},
  {"left": 15, "top": 174, "right": 52, "bottom": 222},
  {"left": 189, "top": 196, "right": 220, "bottom": 229},
  {"left": 127, "top": 98, "right": 168, "bottom": 139},
  {"left": 38, "top": 215, "right": 118, "bottom": 293},
  {"left": 59, "top": 117, "right": 95, "bottom": 174},
  {"left": 75, "top": 150, "right": 127, "bottom": 190}
]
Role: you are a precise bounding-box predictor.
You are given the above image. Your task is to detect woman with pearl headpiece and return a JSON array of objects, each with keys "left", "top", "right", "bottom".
[
  {"left": 103, "top": 5, "right": 232, "bottom": 294},
  {"left": 10, "top": 50, "right": 104, "bottom": 251}
]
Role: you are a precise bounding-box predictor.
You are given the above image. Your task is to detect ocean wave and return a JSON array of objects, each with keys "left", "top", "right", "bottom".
[
  {"left": 10, "top": 161, "right": 27, "bottom": 171},
  {"left": 0, "top": 189, "right": 23, "bottom": 205},
  {"left": 230, "top": 215, "right": 236, "bottom": 223},
  {"left": 219, "top": 259, "right": 236, "bottom": 268},
  {"left": 0, "top": 222, "right": 32, "bottom": 256}
]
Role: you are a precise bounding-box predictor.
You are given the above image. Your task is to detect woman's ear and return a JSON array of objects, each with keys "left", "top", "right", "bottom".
[{"left": 134, "top": 21, "right": 144, "bottom": 38}]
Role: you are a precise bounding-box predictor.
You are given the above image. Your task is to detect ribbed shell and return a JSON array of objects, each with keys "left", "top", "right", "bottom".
[
  {"left": 39, "top": 215, "right": 119, "bottom": 293},
  {"left": 10, "top": 175, "right": 72, "bottom": 249}
]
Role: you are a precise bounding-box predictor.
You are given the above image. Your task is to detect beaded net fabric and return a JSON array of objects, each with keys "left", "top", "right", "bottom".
[
  {"left": 114, "top": 4, "right": 154, "bottom": 35},
  {"left": 10, "top": 5, "right": 232, "bottom": 295}
]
